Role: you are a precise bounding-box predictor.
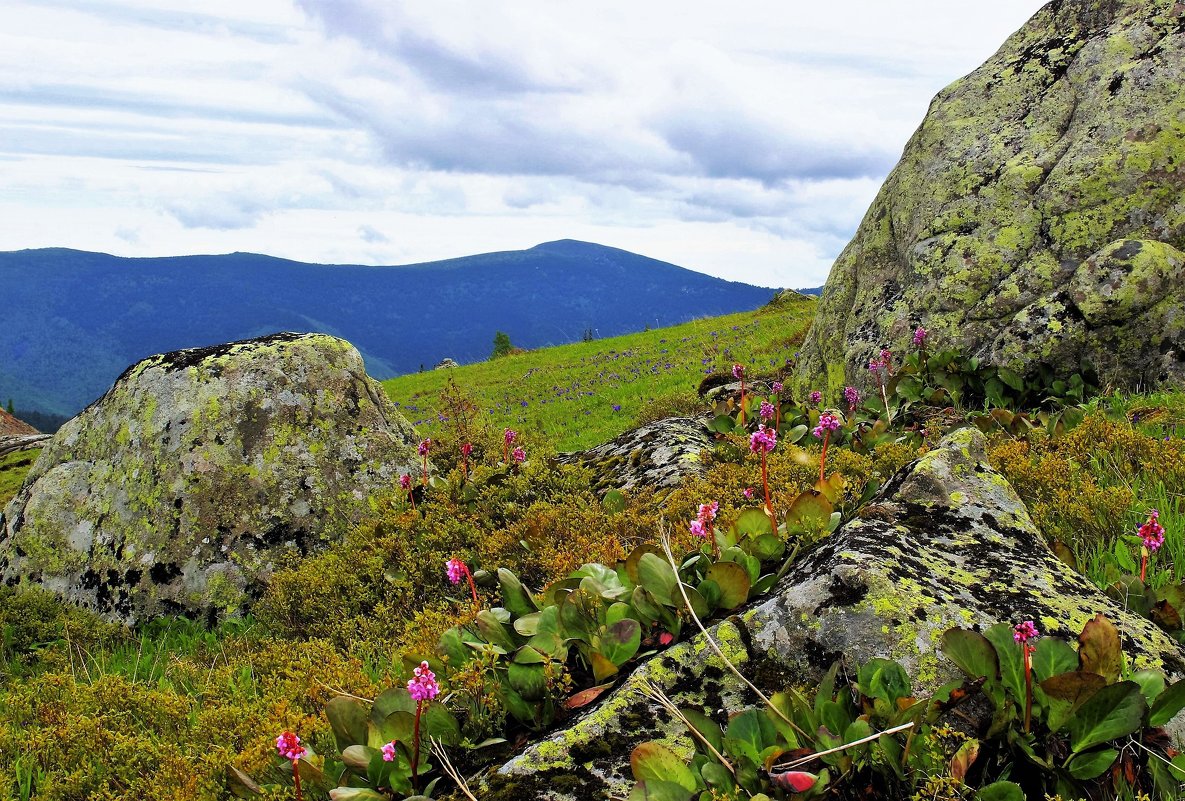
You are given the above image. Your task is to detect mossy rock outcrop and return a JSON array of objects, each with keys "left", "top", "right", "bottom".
[
  {"left": 554, "top": 417, "right": 711, "bottom": 493},
  {"left": 0, "top": 332, "right": 421, "bottom": 623},
  {"left": 489, "top": 428, "right": 1185, "bottom": 799},
  {"left": 799, "top": 0, "right": 1185, "bottom": 393}
]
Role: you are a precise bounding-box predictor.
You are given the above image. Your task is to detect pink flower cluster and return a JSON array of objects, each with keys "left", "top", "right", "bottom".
[
  {"left": 400, "top": 474, "right": 412, "bottom": 490},
  {"left": 417, "top": 438, "right": 432, "bottom": 456},
  {"left": 749, "top": 425, "right": 777, "bottom": 454},
  {"left": 460, "top": 442, "right": 473, "bottom": 457},
  {"left": 742, "top": 487, "right": 755, "bottom": 500},
  {"left": 771, "top": 381, "right": 783, "bottom": 393},
  {"left": 912, "top": 326, "right": 928, "bottom": 347},
  {"left": 381, "top": 741, "right": 398, "bottom": 762},
  {"left": 407, "top": 661, "right": 440, "bottom": 702},
  {"left": 843, "top": 386, "right": 860, "bottom": 411},
  {"left": 732, "top": 363, "right": 745, "bottom": 380},
  {"left": 1013, "top": 620, "right": 1039, "bottom": 643},
  {"left": 808, "top": 390, "right": 822, "bottom": 405},
  {"left": 812, "top": 413, "right": 840, "bottom": 439},
  {"left": 759, "top": 401, "right": 775, "bottom": 420},
  {"left": 276, "top": 731, "right": 307, "bottom": 762},
  {"left": 690, "top": 501, "right": 718, "bottom": 538},
  {"left": 512, "top": 446, "right": 526, "bottom": 463},
  {"left": 1139, "top": 509, "right": 1166, "bottom": 551},
  {"left": 504, "top": 428, "right": 517, "bottom": 446},
  {"left": 446, "top": 557, "right": 466, "bottom": 585},
  {"left": 868, "top": 349, "right": 892, "bottom": 374}
]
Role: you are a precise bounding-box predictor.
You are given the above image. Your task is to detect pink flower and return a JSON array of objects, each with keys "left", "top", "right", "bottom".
[
  {"left": 749, "top": 425, "right": 777, "bottom": 454},
  {"left": 771, "top": 381, "right": 783, "bottom": 393},
  {"left": 381, "top": 741, "right": 398, "bottom": 762},
  {"left": 697, "top": 501, "right": 718, "bottom": 523},
  {"left": 512, "top": 446, "right": 526, "bottom": 463},
  {"left": 400, "top": 474, "right": 412, "bottom": 490},
  {"left": 504, "top": 428, "right": 518, "bottom": 446},
  {"left": 417, "top": 438, "right": 432, "bottom": 456},
  {"left": 759, "top": 401, "right": 775, "bottom": 420},
  {"left": 658, "top": 632, "right": 674, "bottom": 646},
  {"left": 913, "top": 326, "right": 928, "bottom": 346},
  {"left": 689, "top": 519, "right": 707, "bottom": 538},
  {"left": 446, "top": 557, "right": 466, "bottom": 585},
  {"left": 407, "top": 661, "right": 440, "bottom": 702},
  {"left": 275, "top": 731, "right": 307, "bottom": 762},
  {"left": 880, "top": 349, "right": 892, "bottom": 363},
  {"left": 812, "top": 413, "right": 840, "bottom": 439},
  {"left": 843, "top": 386, "right": 860, "bottom": 411},
  {"left": 460, "top": 443, "right": 473, "bottom": 457},
  {"left": 808, "top": 391, "right": 822, "bottom": 405},
  {"left": 1013, "top": 620, "right": 1039, "bottom": 643},
  {"left": 742, "top": 487, "right": 755, "bottom": 500},
  {"left": 732, "top": 363, "right": 745, "bottom": 380},
  {"left": 1139, "top": 509, "right": 1166, "bottom": 551}
]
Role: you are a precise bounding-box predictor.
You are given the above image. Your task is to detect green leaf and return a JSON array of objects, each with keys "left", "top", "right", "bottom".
[
  {"left": 983, "top": 623, "right": 1025, "bottom": 704},
  {"left": 602, "top": 489, "right": 627, "bottom": 513},
  {"left": 997, "top": 367, "right": 1024, "bottom": 392},
  {"left": 326, "top": 697, "right": 369, "bottom": 751},
  {"left": 746, "top": 533, "right": 785, "bottom": 562},
  {"left": 627, "top": 780, "right": 695, "bottom": 801},
  {"left": 1150, "top": 678, "right": 1185, "bottom": 727},
  {"left": 975, "top": 780, "right": 1024, "bottom": 801},
  {"left": 785, "top": 490, "right": 832, "bottom": 533},
  {"left": 725, "top": 709, "right": 776, "bottom": 765},
  {"left": 476, "top": 609, "right": 519, "bottom": 652},
  {"left": 733, "top": 507, "right": 775, "bottom": 538},
  {"left": 1032, "top": 637, "right": 1078, "bottom": 683},
  {"left": 329, "top": 789, "right": 389, "bottom": 801},
  {"left": 601, "top": 619, "right": 642, "bottom": 666},
  {"left": 508, "top": 661, "right": 548, "bottom": 701},
  {"left": 1067, "top": 681, "right": 1147, "bottom": 753},
  {"left": 1078, "top": 614, "right": 1123, "bottom": 683},
  {"left": 630, "top": 742, "right": 698, "bottom": 792},
  {"left": 941, "top": 628, "right": 999, "bottom": 681},
  {"left": 419, "top": 701, "right": 460, "bottom": 745},
  {"left": 1067, "top": 748, "right": 1119, "bottom": 780},
  {"left": 705, "top": 562, "right": 751, "bottom": 610},
  {"left": 637, "top": 553, "right": 679, "bottom": 605},
  {"left": 857, "top": 658, "right": 911, "bottom": 705},
  {"left": 679, "top": 708, "right": 723, "bottom": 755},
  {"left": 1040, "top": 671, "right": 1107, "bottom": 732},
  {"left": 1130, "top": 670, "right": 1165, "bottom": 706},
  {"left": 498, "top": 568, "right": 538, "bottom": 617}
]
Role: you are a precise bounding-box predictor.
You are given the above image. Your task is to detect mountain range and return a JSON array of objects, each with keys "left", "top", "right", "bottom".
[{"left": 1, "top": 240, "right": 778, "bottom": 423}]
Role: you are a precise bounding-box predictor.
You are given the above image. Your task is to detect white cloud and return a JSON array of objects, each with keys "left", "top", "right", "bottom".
[{"left": 0, "top": 0, "right": 1048, "bottom": 286}]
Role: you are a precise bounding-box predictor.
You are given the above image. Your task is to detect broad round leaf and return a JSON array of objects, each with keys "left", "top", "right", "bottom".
[{"left": 630, "top": 742, "right": 698, "bottom": 792}]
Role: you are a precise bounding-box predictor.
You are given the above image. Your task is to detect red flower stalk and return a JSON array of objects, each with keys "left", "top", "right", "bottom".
[
  {"left": 276, "top": 732, "right": 307, "bottom": 801},
  {"left": 407, "top": 661, "right": 440, "bottom": 791},
  {"left": 1014, "top": 621, "right": 1039, "bottom": 733},
  {"left": 749, "top": 425, "right": 777, "bottom": 527},
  {"left": 400, "top": 474, "right": 415, "bottom": 510},
  {"left": 460, "top": 442, "right": 473, "bottom": 480},
  {"left": 417, "top": 439, "right": 432, "bottom": 487},
  {"left": 812, "top": 413, "right": 840, "bottom": 483},
  {"left": 447, "top": 557, "right": 479, "bottom": 608},
  {"left": 1138, "top": 509, "right": 1165, "bottom": 582}
]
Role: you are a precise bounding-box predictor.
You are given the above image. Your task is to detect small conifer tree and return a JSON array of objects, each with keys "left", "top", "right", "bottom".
[{"left": 492, "top": 331, "right": 513, "bottom": 358}]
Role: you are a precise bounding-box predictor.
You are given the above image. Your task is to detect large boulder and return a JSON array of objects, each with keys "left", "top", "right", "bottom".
[
  {"left": 486, "top": 428, "right": 1185, "bottom": 799},
  {"left": 799, "top": 0, "right": 1185, "bottom": 393},
  {"left": 0, "top": 332, "right": 421, "bottom": 623},
  {"left": 554, "top": 417, "right": 712, "bottom": 494}
]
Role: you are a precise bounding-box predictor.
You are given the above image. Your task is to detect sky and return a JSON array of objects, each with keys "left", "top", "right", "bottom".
[{"left": 0, "top": 0, "right": 1049, "bottom": 287}]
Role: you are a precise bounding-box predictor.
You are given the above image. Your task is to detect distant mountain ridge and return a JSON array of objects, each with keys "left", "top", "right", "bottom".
[{"left": 0, "top": 240, "right": 777, "bottom": 420}]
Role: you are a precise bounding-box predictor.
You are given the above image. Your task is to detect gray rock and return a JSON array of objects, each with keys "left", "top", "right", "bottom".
[
  {"left": 798, "top": 0, "right": 1185, "bottom": 394},
  {"left": 488, "top": 428, "right": 1185, "bottom": 800},
  {"left": 0, "top": 332, "right": 422, "bottom": 623},
  {"left": 554, "top": 417, "right": 712, "bottom": 493},
  {"left": 434, "top": 358, "right": 459, "bottom": 370}
]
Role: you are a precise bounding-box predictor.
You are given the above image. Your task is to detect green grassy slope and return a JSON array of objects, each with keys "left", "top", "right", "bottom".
[
  {"left": 382, "top": 296, "right": 817, "bottom": 451},
  {"left": 0, "top": 448, "right": 38, "bottom": 508}
]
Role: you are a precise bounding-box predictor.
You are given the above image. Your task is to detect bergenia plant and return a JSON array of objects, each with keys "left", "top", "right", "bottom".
[
  {"left": 808, "top": 390, "right": 822, "bottom": 407},
  {"left": 275, "top": 731, "right": 307, "bottom": 801},
  {"left": 912, "top": 325, "right": 928, "bottom": 348},
  {"left": 843, "top": 385, "right": 860, "bottom": 412},
  {"left": 812, "top": 412, "right": 841, "bottom": 483},
  {"left": 1138, "top": 509, "right": 1166, "bottom": 582},
  {"left": 447, "top": 557, "right": 479, "bottom": 608},
  {"left": 503, "top": 428, "right": 517, "bottom": 463},
  {"left": 749, "top": 424, "right": 777, "bottom": 525},
  {"left": 460, "top": 442, "right": 473, "bottom": 479},
  {"left": 1013, "top": 620, "right": 1039, "bottom": 733},
  {"left": 406, "top": 661, "right": 440, "bottom": 791},
  {"left": 400, "top": 473, "right": 415, "bottom": 511},
  {"left": 690, "top": 500, "right": 720, "bottom": 558}
]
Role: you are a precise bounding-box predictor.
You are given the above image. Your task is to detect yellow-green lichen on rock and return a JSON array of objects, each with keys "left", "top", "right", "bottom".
[
  {"left": 797, "top": 0, "right": 1185, "bottom": 396},
  {"left": 0, "top": 332, "right": 422, "bottom": 624}
]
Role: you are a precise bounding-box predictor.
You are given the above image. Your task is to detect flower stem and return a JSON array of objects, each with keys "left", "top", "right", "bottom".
[
  {"left": 464, "top": 564, "right": 479, "bottom": 608},
  {"left": 819, "top": 431, "right": 831, "bottom": 483},
  {"left": 408, "top": 489, "right": 416, "bottom": 511},
  {"left": 1140, "top": 554, "right": 1148, "bottom": 583},
  {"left": 292, "top": 760, "right": 303, "bottom": 801},
  {"left": 421, "top": 454, "right": 429, "bottom": 487},
  {"left": 761, "top": 452, "right": 775, "bottom": 528},
  {"left": 738, "top": 379, "right": 746, "bottom": 426},
  {"left": 411, "top": 700, "right": 423, "bottom": 791},
  {"left": 1023, "top": 647, "right": 1033, "bottom": 734}
]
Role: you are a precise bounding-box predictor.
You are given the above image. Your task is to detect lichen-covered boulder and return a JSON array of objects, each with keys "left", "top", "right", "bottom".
[
  {"left": 489, "top": 428, "right": 1185, "bottom": 800},
  {"left": 554, "top": 417, "right": 711, "bottom": 493},
  {"left": 799, "top": 0, "right": 1185, "bottom": 393},
  {"left": 0, "top": 332, "right": 421, "bottom": 623}
]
